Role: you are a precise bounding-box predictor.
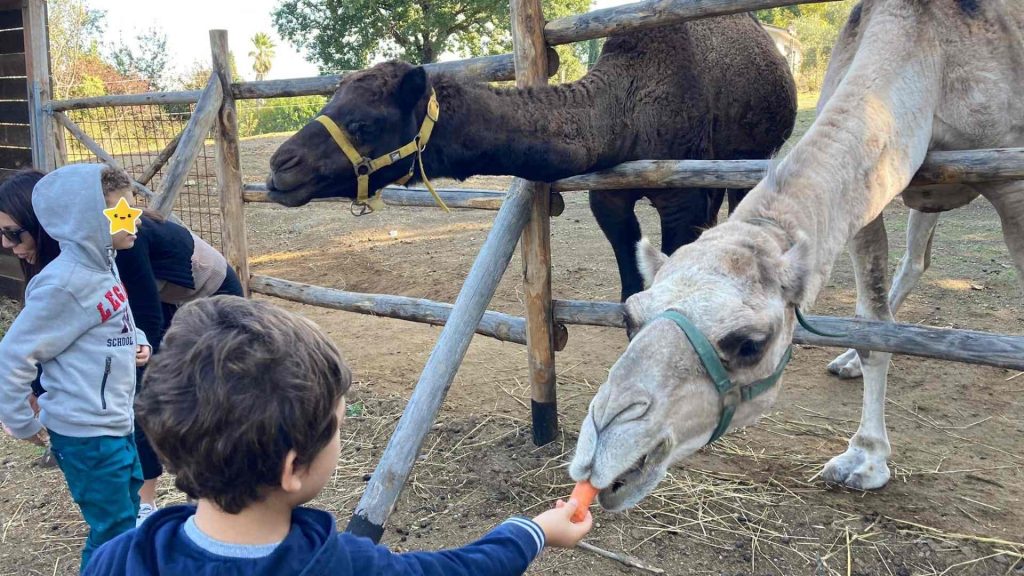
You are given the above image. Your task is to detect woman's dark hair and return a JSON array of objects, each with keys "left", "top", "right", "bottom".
[{"left": 0, "top": 169, "right": 60, "bottom": 281}]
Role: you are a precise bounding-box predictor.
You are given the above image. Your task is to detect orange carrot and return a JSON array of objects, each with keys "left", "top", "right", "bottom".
[{"left": 569, "top": 480, "right": 599, "bottom": 523}]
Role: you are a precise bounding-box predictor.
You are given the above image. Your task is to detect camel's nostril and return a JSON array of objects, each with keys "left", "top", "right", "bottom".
[{"left": 273, "top": 154, "right": 302, "bottom": 173}]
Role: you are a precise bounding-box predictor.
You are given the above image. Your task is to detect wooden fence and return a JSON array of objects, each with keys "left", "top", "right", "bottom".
[{"left": 38, "top": 0, "right": 1024, "bottom": 544}]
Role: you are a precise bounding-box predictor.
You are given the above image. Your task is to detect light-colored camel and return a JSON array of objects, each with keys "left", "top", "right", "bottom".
[{"left": 569, "top": 0, "right": 1024, "bottom": 511}]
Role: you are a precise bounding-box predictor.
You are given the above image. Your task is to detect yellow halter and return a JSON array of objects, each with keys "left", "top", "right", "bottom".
[{"left": 314, "top": 89, "right": 449, "bottom": 215}]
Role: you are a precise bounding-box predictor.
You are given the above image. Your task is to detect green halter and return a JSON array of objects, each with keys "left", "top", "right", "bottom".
[{"left": 657, "top": 310, "right": 793, "bottom": 445}]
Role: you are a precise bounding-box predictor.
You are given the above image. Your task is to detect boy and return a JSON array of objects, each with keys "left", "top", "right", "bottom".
[
  {"left": 85, "top": 296, "right": 592, "bottom": 574},
  {"left": 0, "top": 163, "right": 151, "bottom": 570}
]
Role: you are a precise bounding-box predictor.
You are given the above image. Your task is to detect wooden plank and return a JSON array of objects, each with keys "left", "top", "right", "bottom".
[
  {"left": 0, "top": 274, "right": 23, "bottom": 301},
  {"left": 512, "top": 0, "right": 558, "bottom": 447},
  {"left": 0, "top": 28, "right": 22, "bottom": 53},
  {"left": 242, "top": 183, "right": 506, "bottom": 210},
  {"left": 151, "top": 73, "right": 223, "bottom": 216},
  {"left": 249, "top": 275, "right": 531, "bottom": 346},
  {"left": 0, "top": 53, "right": 24, "bottom": 76},
  {"left": 0, "top": 250, "right": 21, "bottom": 277},
  {"left": 49, "top": 89, "right": 204, "bottom": 112},
  {"left": 210, "top": 30, "right": 249, "bottom": 296},
  {"left": 0, "top": 123, "right": 30, "bottom": 147},
  {"left": 549, "top": 149, "right": 1024, "bottom": 191},
  {"left": 543, "top": 0, "right": 840, "bottom": 46},
  {"left": 346, "top": 179, "right": 535, "bottom": 542},
  {"left": 0, "top": 145, "right": 31, "bottom": 169},
  {"left": 0, "top": 76, "right": 25, "bottom": 99},
  {"left": 545, "top": 299, "right": 1024, "bottom": 371},
  {"left": 0, "top": 100, "right": 28, "bottom": 123},
  {"left": 0, "top": 9, "right": 22, "bottom": 30},
  {"left": 24, "top": 0, "right": 56, "bottom": 171},
  {"left": 230, "top": 52, "right": 558, "bottom": 100}
]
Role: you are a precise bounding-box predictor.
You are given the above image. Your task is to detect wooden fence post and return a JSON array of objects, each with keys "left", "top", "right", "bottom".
[
  {"left": 210, "top": 30, "right": 250, "bottom": 296},
  {"left": 346, "top": 180, "right": 535, "bottom": 542},
  {"left": 511, "top": 0, "right": 559, "bottom": 446},
  {"left": 150, "top": 73, "right": 223, "bottom": 216},
  {"left": 23, "top": 0, "right": 55, "bottom": 172}
]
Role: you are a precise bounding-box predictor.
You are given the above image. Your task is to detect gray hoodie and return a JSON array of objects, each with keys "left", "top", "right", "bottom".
[{"left": 0, "top": 164, "right": 148, "bottom": 439}]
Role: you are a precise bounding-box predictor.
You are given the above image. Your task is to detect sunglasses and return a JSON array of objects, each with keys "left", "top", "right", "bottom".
[{"left": 1, "top": 227, "right": 28, "bottom": 245}]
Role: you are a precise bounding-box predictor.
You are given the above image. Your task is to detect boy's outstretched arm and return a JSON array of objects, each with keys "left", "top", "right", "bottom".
[
  {"left": 350, "top": 499, "right": 592, "bottom": 576},
  {"left": 0, "top": 285, "right": 93, "bottom": 439}
]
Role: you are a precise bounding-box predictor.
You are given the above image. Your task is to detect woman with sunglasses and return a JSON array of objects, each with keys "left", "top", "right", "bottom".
[{"left": 0, "top": 168, "right": 243, "bottom": 527}]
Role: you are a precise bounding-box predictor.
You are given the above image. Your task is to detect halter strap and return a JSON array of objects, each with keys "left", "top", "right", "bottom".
[
  {"left": 315, "top": 89, "right": 449, "bottom": 215},
  {"left": 658, "top": 310, "right": 792, "bottom": 445}
]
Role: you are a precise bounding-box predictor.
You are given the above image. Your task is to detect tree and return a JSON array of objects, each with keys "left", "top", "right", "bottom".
[
  {"left": 272, "top": 0, "right": 589, "bottom": 73},
  {"left": 755, "top": 0, "right": 858, "bottom": 91},
  {"left": 48, "top": 0, "right": 106, "bottom": 98},
  {"left": 175, "top": 52, "right": 241, "bottom": 90},
  {"left": 249, "top": 32, "right": 277, "bottom": 81},
  {"left": 109, "top": 27, "right": 170, "bottom": 91}
]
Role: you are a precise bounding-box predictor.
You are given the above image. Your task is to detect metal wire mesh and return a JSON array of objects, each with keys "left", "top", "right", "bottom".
[{"left": 58, "top": 104, "right": 222, "bottom": 250}]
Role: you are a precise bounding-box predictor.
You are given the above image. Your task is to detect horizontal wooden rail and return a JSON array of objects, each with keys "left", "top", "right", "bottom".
[
  {"left": 48, "top": 52, "right": 561, "bottom": 112},
  {"left": 242, "top": 183, "right": 506, "bottom": 210},
  {"left": 49, "top": 89, "right": 205, "bottom": 112},
  {"left": 549, "top": 148, "right": 1024, "bottom": 191},
  {"left": 543, "top": 0, "right": 840, "bottom": 45},
  {"left": 251, "top": 275, "right": 1024, "bottom": 371},
  {"left": 250, "top": 275, "right": 567, "bottom": 350}
]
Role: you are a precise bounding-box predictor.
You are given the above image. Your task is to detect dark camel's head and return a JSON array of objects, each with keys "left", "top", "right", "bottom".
[{"left": 267, "top": 61, "right": 430, "bottom": 207}]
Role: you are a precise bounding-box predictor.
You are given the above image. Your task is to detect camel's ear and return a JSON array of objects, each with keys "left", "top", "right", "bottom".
[
  {"left": 778, "top": 233, "right": 810, "bottom": 305},
  {"left": 396, "top": 67, "right": 428, "bottom": 112},
  {"left": 636, "top": 237, "right": 668, "bottom": 289}
]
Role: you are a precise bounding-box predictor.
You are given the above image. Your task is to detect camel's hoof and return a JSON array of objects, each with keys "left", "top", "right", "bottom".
[
  {"left": 821, "top": 447, "right": 890, "bottom": 490},
  {"left": 827, "top": 348, "right": 864, "bottom": 380}
]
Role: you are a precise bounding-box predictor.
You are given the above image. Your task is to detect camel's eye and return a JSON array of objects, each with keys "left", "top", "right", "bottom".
[{"left": 717, "top": 330, "right": 771, "bottom": 369}]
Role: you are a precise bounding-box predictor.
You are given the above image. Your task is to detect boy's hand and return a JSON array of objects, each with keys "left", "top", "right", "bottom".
[
  {"left": 136, "top": 345, "right": 152, "bottom": 366},
  {"left": 531, "top": 498, "right": 593, "bottom": 548},
  {"left": 22, "top": 428, "right": 48, "bottom": 447}
]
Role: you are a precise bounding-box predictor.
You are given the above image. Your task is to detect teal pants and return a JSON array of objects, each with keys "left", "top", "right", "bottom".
[{"left": 49, "top": 431, "right": 143, "bottom": 572}]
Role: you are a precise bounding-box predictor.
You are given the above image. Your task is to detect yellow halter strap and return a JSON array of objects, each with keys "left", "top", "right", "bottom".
[{"left": 314, "top": 89, "right": 449, "bottom": 215}]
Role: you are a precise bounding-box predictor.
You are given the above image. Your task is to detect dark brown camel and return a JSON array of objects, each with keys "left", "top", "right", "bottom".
[{"left": 266, "top": 14, "right": 797, "bottom": 301}]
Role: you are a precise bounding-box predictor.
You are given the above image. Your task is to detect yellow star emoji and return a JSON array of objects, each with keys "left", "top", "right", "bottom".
[{"left": 103, "top": 197, "right": 143, "bottom": 235}]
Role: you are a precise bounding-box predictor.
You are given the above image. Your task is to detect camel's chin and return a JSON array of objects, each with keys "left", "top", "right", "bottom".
[{"left": 267, "top": 185, "right": 316, "bottom": 208}]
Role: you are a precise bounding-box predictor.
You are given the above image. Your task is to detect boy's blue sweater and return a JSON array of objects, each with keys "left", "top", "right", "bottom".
[{"left": 85, "top": 505, "right": 547, "bottom": 576}]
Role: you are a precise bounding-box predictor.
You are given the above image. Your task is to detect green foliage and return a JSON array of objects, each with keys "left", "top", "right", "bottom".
[
  {"left": 109, "top": 27, "right": 170, "bottom": 90},
  {"left": 272, "top": 0, "right": 590, "bottom": 75},
  {"left": 237, "top": 96, "right": 327, "bottom": 138},
  {"left": 249, "top": 32, "right": 277, "bottom": 81},
  {"left": 755, "top": 0, "right": 859, "bottom": 91},
  {"left": 49, "top": 0, "right": 107, "bottom": 99}
]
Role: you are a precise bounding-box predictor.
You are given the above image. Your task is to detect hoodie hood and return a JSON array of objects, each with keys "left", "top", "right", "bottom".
[
  {"left": 33, "top": 163, "right": 115, "bottom": 271},
  {"left": 120, "top": 505, "right": 339, "bottom": 575}
]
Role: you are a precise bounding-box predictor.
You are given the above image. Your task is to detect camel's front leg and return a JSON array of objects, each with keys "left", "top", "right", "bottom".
[
  {"left": 828, "top": 209, "right": 939, "bottom": 379},
  {"left": 821, "top": 214, "right": 893, "bottom": 490}
]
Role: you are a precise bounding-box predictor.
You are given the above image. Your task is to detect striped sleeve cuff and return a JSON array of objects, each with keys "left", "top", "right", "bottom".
[{"left": 502, "top": 517, "right": 546, "bottom": 558}]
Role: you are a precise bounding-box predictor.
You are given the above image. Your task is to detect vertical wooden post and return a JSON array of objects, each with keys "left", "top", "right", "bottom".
[
  {"left": 511, "top": 0, "right": 558, "bottom": 446},
  {"left": 347, "top": 181, "right": 536, "bottom": 542},
  {"left": 209, "top": 30, "right": 250, "bottom": 296},
  {"left": 23, "top": 0, "right": 55, "bottom": 172}
]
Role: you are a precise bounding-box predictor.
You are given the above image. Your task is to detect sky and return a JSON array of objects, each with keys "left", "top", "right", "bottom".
[{"left": 91, "top": 0, "right": 637, "bottom": 82}]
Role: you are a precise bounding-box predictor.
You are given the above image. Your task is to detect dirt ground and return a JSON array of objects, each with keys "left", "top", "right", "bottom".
[{"left": 1, "top": 92, "right": 1022, "bottom": 575}]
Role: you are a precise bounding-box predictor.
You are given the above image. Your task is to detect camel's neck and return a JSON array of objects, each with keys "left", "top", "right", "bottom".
[
  {"left": 733, "top": 8, "right": 942, "bottom": 305},
  {"left": 421, "top": 73, "right": 621, "bottom": 182}
]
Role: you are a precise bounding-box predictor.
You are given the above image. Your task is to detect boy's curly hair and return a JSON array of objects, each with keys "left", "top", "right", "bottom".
[{"left": 137, "top": 296, "right": 351, "bottom": 513}]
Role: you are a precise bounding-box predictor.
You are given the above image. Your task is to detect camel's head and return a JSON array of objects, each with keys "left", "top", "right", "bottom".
[
  {"left": 569, "top": 221, "right": 809, "bottom": 511},
  {"left": 266, "top": 61, "right": 431, "bottom": 207}
]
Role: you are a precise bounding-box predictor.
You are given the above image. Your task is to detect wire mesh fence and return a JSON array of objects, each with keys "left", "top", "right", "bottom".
[{"left": 57, "top": 104, "right": 222, "bottom": 250}]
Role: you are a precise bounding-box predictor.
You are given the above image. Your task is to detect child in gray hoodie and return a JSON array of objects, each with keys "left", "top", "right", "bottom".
[{"left": 0, "top": 163, "right": 151, "bottom": 571}]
